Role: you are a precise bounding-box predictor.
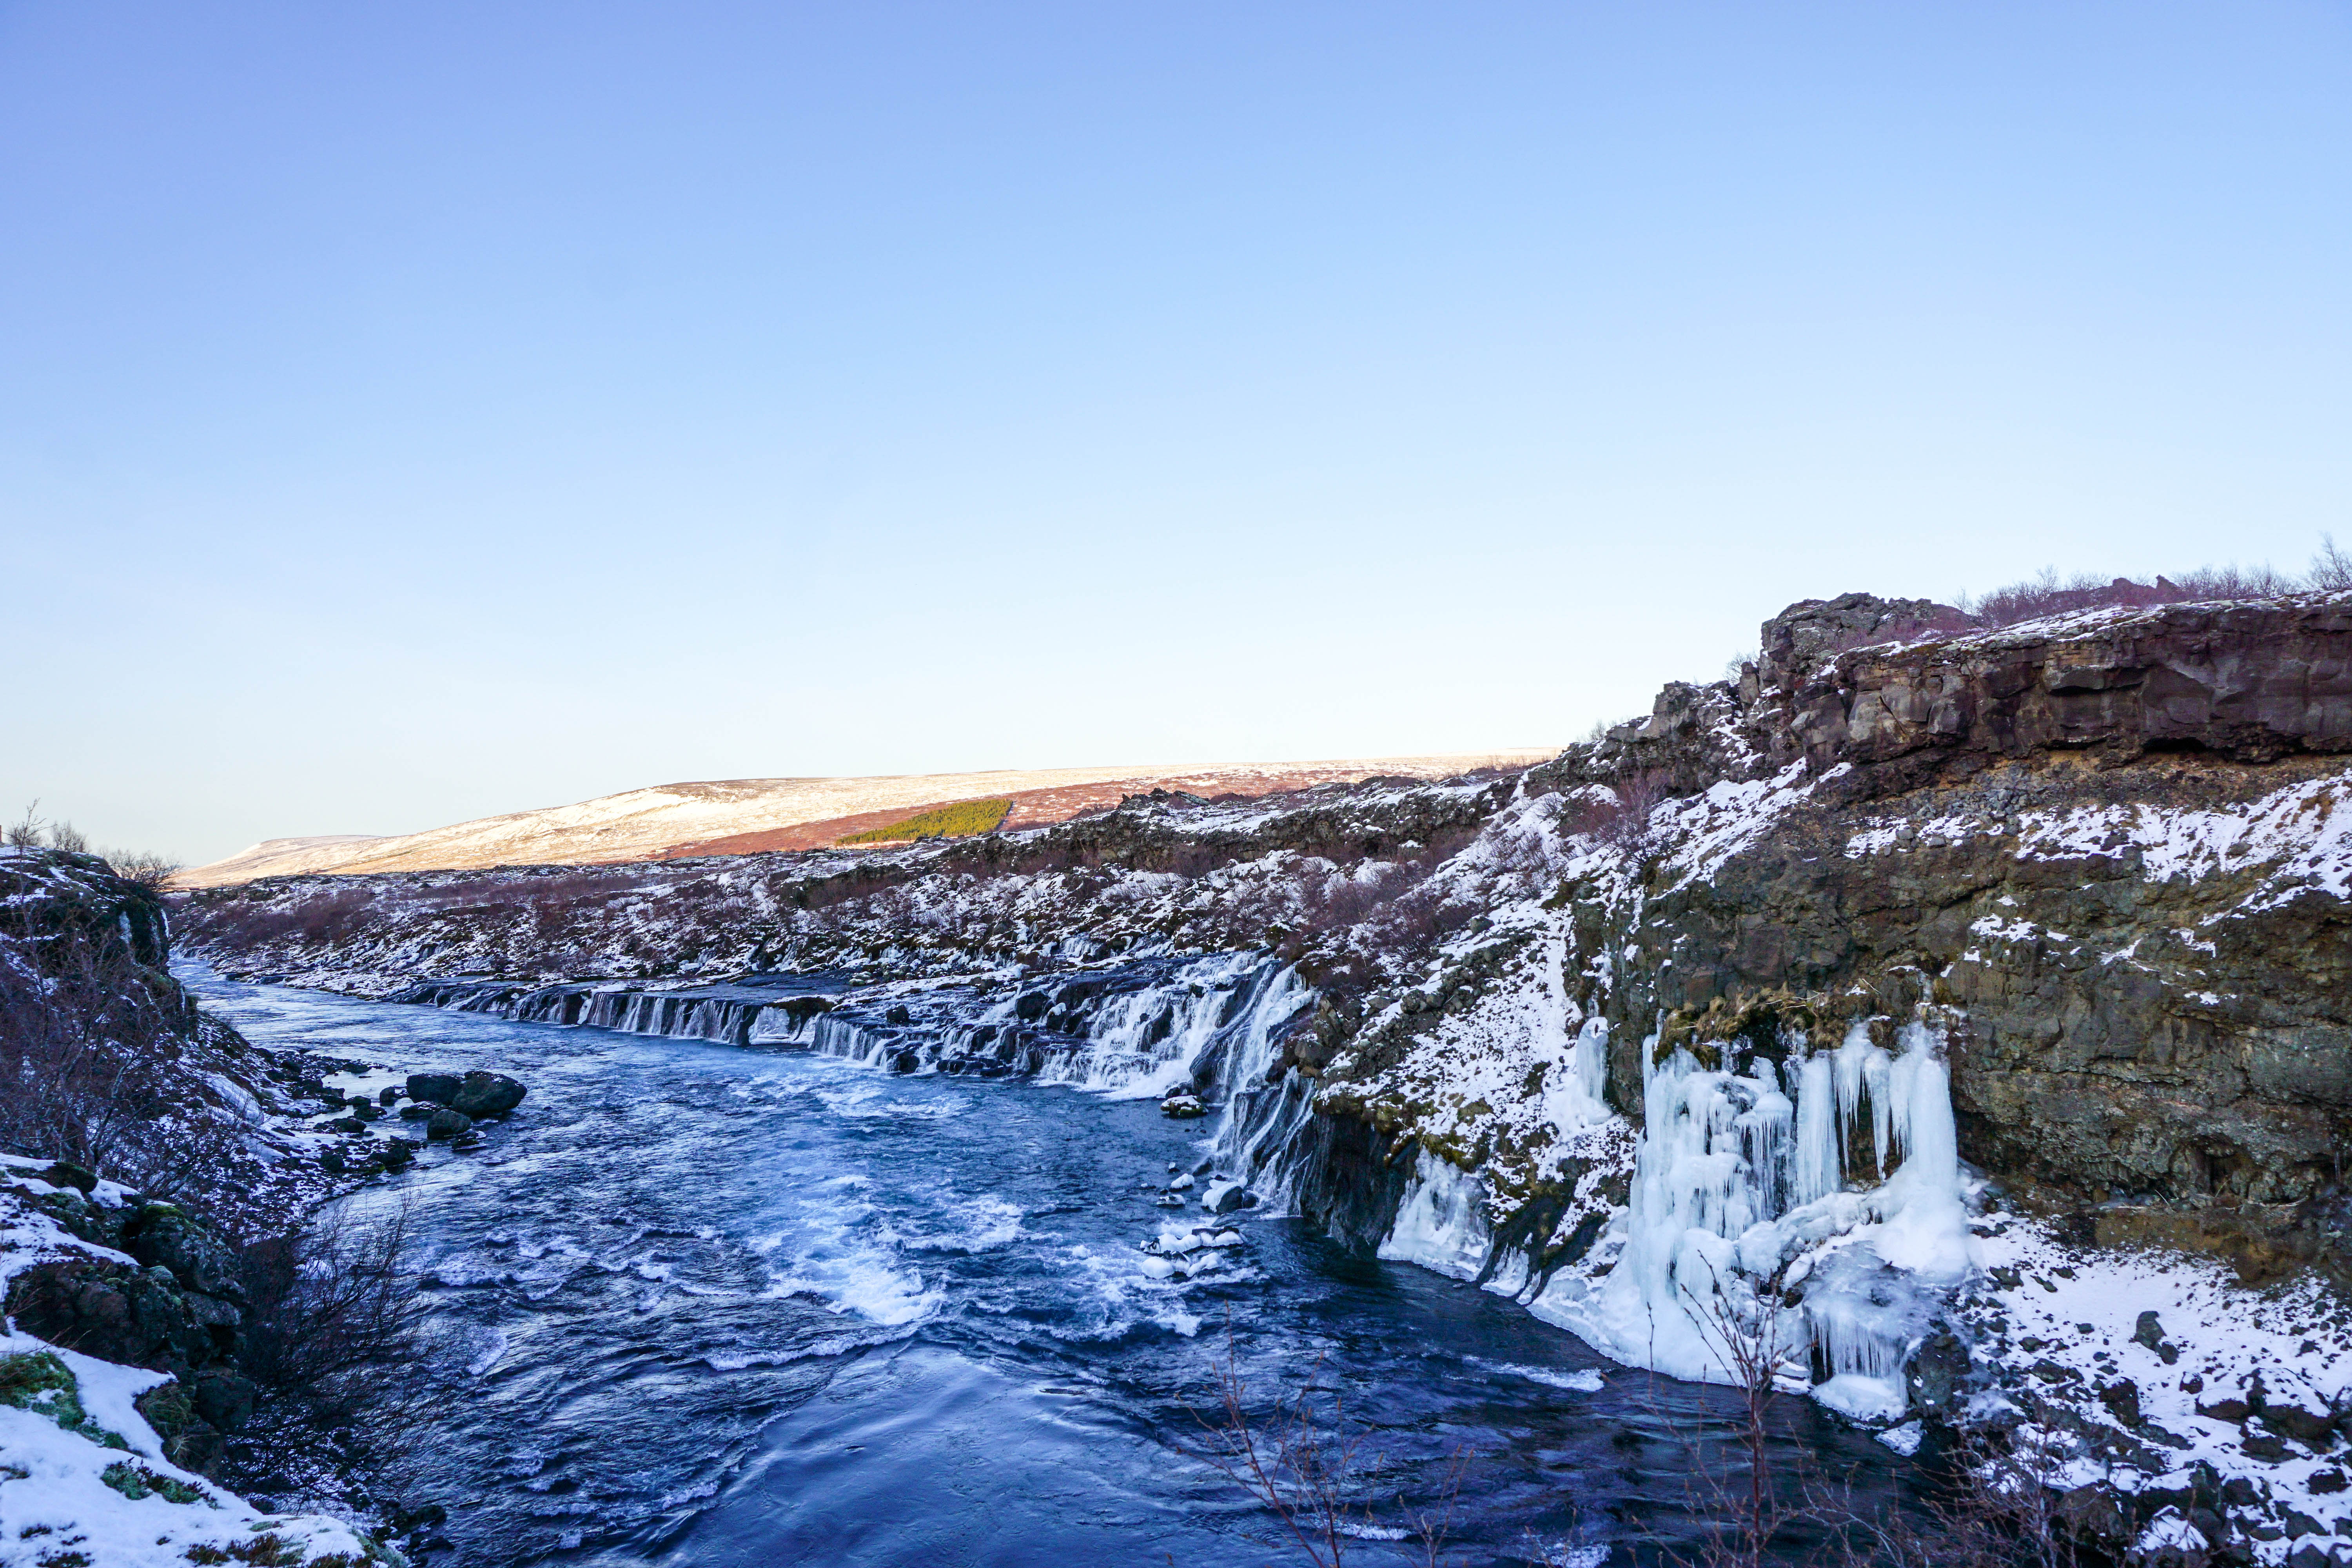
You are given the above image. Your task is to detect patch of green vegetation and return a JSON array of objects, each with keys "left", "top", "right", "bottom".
[
  {"left": 838, "top": 799, "right": 1013, "bottom": 845},
  {"left": 0, "top": 1350, "right": 128, "bottom": 1450},
  {"left": 102, "top": 1461, "right": 209, "bottom": 1504}
]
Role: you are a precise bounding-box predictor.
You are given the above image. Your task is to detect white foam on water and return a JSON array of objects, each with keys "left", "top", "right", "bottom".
[
  {"left": 751, "top": 1174, "right": 942, "bottom": 1327},
  {"left": 1470, "top": 1358, "right": 1606, "bottom": 1393},
  {"left": 896, "top": 1194, "right": 1023, "bottom": 1254}
]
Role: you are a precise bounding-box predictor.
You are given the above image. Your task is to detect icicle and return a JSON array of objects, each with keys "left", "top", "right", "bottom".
[{"left": 1791, "top": 1052, "right": 1839, "bottom": 1207}]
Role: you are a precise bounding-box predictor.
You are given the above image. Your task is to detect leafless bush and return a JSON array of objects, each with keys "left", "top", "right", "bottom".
[
  {"left": 222, "top": 1198, "right": 448, "bottom": 1490},
  {"left": 1190, "top": 1334, "right": 1466, "bottom": 1567},
  {"left": 6, "top": 801, "right": 44, "bottom": 851},
  {"left": 238, "top": 1200, "right": 427, "bottom": 1403},
  {"left": 185, "top": 887, "right": 382, "bottom": 951},
  {"left": 1833, "top": 1426, "right": 2080, "bottom": 1568},
  {"left": 1962, "top": 558, "right": 2317, "bottom": 628},
  {"left": 0, "top": 908, "right": 234, "bottom": 1200},
  {"left": 102, "top": 849, "right": 183, "bottom": 891},
  {"left": 1665, "top": 1263, "right": 1823, "bottom": 1568},
  {"left": 47, "top": 820, "right": 89, "bottom": 853},
  {"left": 2312, "top": 533, "right": 2352, "bottom": 593},
  {"left": 1562, "top": 774, "right": 1668, "bottom": 850}
]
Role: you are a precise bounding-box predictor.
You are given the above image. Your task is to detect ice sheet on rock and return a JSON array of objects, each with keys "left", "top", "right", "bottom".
[{"left": 1377, "top": 1150, "right": 1493, "bottom": 1282}]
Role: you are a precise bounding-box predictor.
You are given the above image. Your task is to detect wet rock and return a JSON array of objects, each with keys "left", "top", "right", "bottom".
[
  {"left": 406, "top": 1072, "right": 463, "bottom": 1105},
  {"left": 352, "top": 1100, "right": 383, "bottom": 1122},
  {"left": 448, "top": 1071, "right": 526, "bottom": 1118},
  {"left": 378, "top": 1086, "right": 403, "bottom": 1106},
  {"left": 5, "top": 1259, "right": 218, "bottom": 1377},
  {"left": 1161, "top": 1093, "right": 1206, "bottom": 1120},
  {"left": 123, "top": 1203, "right": 243, "bottom": 1303},
  {"left": 326, "top": 1115, "right": 366, "bottom": 1134},
  {"left": 379, "top": 1139, "right": 417, "bottom": 1172},
  {"left": 425, "top": 1107, "right": 474, "bottom": 1141},
  {"left": 40, "top": 1161, "right": 98, "bottom": 1194},
  {"left": 1202, "top": 1178, "right": 1257, "bottom": 1214},
  {"left": 1904, "top": 1327, "right": 1971, "bottom": 1418}
]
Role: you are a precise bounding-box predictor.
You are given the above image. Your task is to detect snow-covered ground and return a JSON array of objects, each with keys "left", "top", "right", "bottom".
[{"left": 0, "top": 1158, "right": 388, "bottom": 1568}]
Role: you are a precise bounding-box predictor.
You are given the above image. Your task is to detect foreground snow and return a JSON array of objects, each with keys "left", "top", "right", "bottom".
[{"left": 0, "top": 1159, "right": 388, "bottom": 1568}]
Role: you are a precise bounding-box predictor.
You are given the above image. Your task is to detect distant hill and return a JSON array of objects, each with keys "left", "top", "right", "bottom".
[{"left": 176, "top": 753, "right": 1558, "bottom": 887}]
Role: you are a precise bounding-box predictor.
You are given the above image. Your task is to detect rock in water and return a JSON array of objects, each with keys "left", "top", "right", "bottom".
[
  {"left": 1201, "top": 1177, "right": 1256, "bottom": 1214},
  {"left": 407, "top": 1072, "right": 463, "bottom": 1105},
  {"left": 1160, "top": 1092, "right": 1205, "bottom": 1119},
  {"left": 449, "top": 1070, "right": 526, "bottom": 1118},
  {"left": 425, "top": 1107, "right": 474, "bottom": 1142}
]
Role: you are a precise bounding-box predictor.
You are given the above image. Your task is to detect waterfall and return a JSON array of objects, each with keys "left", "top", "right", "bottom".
[
  {"left": 385, "top": 954, "right": 1310, "bottom": 1103},
  {"left": 1525, "top": 1016, "right": 1970, "bottom": 1419}
]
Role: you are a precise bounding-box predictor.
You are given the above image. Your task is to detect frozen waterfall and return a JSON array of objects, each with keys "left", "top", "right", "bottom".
[{"left": 1522, "top": 1017, "right": 1970, "bottom": 1417}]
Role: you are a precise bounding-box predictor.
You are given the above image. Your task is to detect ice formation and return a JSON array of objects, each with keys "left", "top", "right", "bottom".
[{"left": 1490, "top": 1017, "right": 1977, "bottom": 1416}]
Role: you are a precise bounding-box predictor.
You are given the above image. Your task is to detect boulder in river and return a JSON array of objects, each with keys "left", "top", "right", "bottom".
[
  {"left": 425, "top": 1107, "right": 475, "bottom": 1142},
  {"left": 407, "top": 1072, "right": 463, "bottom": 1104},
  {"left": 1201, "top": 1178, "right": 1257, "bottom": 1214},
  {"left": 449, "top": 1070, "right": 526, "bottom": 1118}
]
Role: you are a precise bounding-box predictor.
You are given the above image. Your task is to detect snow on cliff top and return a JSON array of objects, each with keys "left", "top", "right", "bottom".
[{"left": 179, "top": 753, "right": 1558, "bottom": 888}]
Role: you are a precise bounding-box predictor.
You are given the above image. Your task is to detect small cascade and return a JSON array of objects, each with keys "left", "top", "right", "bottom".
[
  {"left": 1200, "top": 965, "right": 1318, "bottom": 1201},
  {"left": 385, "top": 955, "right": 1310, "bottom": 1102},
  {"left": 1525, "top": 1016, "right": 1970, "bottom": 1419},
  {"left": 387, "top": 978, "right": 797, "bottom": 1045}
]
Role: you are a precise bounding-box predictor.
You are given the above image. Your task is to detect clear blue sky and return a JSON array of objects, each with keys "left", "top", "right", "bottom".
[{"left": 5, "top": 2, "right": 2348, "bottom": 865}]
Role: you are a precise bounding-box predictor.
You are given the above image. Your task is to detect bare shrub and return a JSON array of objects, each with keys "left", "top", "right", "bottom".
[
  {"left": 2313, "top": 532, "right": 2352, "bottom": 593},
  {"left": 1562, "top": 773, "right": 1668, "bottom": 849},
  {"left": 1190, "top": 1334, "right": 1466, "bottom": 1567},
  {"left": 6, "top": 801, "right": 43, "bottom": 851},
  {"left": 48, "top": 820, "right": 89, "bottom": 854},
  {"left": 1963, "top": 558, "right": 2314, "bottom": 628},
  {"left": 102, "top": 849, "right": 183, "bottom": 891},
  {"left": 237, "top": 1200, "right": 426, "bottom": 1402},
  {"left": 1834, "top": 1426, "right": 2081, "bottom": 1568},
  {"left": 1665, "top": 1262, "right": 1825, "bottom": 1568},
  {"left": 0, "top": 907, "right": 234, "bottom": 1199}
]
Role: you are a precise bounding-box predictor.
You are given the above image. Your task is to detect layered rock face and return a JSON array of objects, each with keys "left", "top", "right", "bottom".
[{"left": 1572, "top": 595, "right": 2352, "bottom": 1220}]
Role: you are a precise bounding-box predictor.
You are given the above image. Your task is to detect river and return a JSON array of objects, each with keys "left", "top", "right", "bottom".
[{"left": 181, "top": 964, "right": 1916, "bottom": 1567}]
